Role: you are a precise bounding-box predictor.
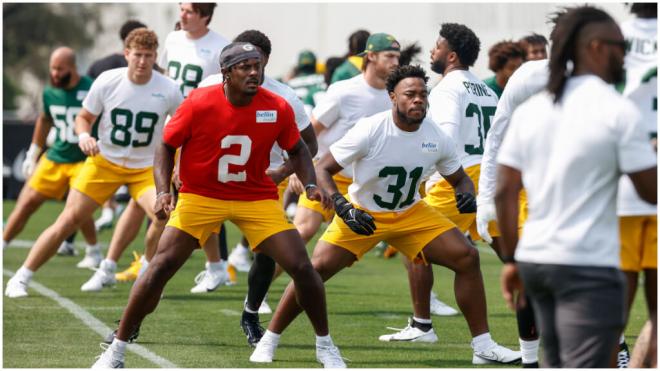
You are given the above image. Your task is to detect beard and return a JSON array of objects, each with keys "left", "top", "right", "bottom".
[
  {"left": 430, "top": 58, "right": 446, "bottom": 75},
  {"left": 396, "top": 105, "right": 425, "bottom": 126},
  {"left": 50, "top": 72, "right": 72, "bottom": 88}
]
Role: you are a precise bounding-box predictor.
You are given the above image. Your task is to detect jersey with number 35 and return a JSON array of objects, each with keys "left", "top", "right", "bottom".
[
  {"left": 428, "top": 70, "right": 499, "bottom": 169},
  {"left": 163, "top": 84, "right": 301, "bottom": 201},
  {"left": 42, "top": 75, "right": 93, "bottom": 163},
  {"left": 83, "top": 68, "right": 183, "bottom": 169}
]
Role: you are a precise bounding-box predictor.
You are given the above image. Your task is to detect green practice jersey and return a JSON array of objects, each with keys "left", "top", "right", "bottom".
[{"left": 483, "top": 76, "right": 503, "bottom": 98}]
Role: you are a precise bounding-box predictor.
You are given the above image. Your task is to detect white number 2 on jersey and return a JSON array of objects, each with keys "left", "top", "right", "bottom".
[{"left": 218, "top": 135, "right": 252, "bottom": 182}]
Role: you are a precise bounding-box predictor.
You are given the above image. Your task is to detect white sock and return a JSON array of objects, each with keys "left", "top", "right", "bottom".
[
  {"left": 101, "top": 207, "right": 114, "bottom": 220},
  {"left": 262, "top": 330, "right": 281, "bottom": 344},
  {"left": 619, "top": 334, "right": 625, "bottom": 344},
  {"left": 207, "top": 260, "right": 225, "bottom": 272},
  {"left": 100, "top": 259, "right": 117, "bottom": 272},
  {"left": 316, "top": 334, "right": 333, "bottom": 346},
  {"left": 110, "top": 338, "right": 127, "bottom": 354},
  {"left": 16, "top": 266, "right": 34, "bottom": 281},
  {"left": 471, "top": 332, "right": 495, "bottom": 353},
  {"left": 519, "top": 338, "right": 539, "bottom": 364},
  {"left": 85, "top": 243, "right": 100, "bottom": 254},
  {"left": 412, "top": 316, "right": 432, "bottom": 324}
]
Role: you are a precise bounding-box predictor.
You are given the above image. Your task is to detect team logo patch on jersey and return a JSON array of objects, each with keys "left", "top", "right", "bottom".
[
  {"left": 421, "top": 141, "right": 438, "bottom": 153},
  {"left": 151, "top": 92, "right": 166, "bottom": 99},
  {"left": 76, "top": 90, "right": 88, "bottom": 101},
  {"left": 256, "top": 110, "right": 277, "bottom": 123},
  {"left": 200, "top": 48, "right": 212, "bottom": 56}
]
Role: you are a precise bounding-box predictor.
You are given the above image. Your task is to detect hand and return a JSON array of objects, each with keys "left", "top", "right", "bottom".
[
  {"left": 476, "top": 198, "right": 496, "bottom": 244},
  {"left": 154, "top": 192, "right": 174, "bottom": 220},
  {"left": 306, "top": 185, "right": 331, "bottom": 209},
  {"left": 22, "top": 143, "right": 41, "bottom": 178},
  {"left": 500, "top": 263, "right": 526, "bottom": 311},
  {"left": 78, "top": 133, "right": 99, "bottom": 156},
  {"left": 332, "top": 193, "right": 376, "bottom": 235},
  {"left": 456, "top": 192, "right": 476, "bottom": 214},
  {"left": 265, "top": 167, "right": 287, "bottom": 185},
  {"left": 287, "top": 173, "right": 305, "bottom": 195},
  {"left": 172, "top": 169, "right": 183, "bottom": 191}
]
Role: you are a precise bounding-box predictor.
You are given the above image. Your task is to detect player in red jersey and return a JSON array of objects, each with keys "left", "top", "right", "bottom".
[{"left": 92, "top": 42, "right": 346, "bottom": 368}]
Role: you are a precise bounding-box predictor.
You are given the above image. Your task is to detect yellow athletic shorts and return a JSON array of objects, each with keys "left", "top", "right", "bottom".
[
  {"left": 71, "top": 154, "right": 154, "bottom": 205},
  {"left": 320, "top": 200, "right": 456, "bottom": 262},
  {"left": 167, "top": 192, "right": 296, "bottom": 249},
  {"left": 28, "top": 156, "right": 84, "bottom": 199},
  {"left": 277, "top": 178, "right": 288, "bottom": 207},
  {"left": 518, "top": 190, "right": 528, "bottom": 235},
  {"left": 424, "top": 164, "right": 499, "bottom": 241},
  {"left": 298, "top": 173, "right": 351, "bottom": 221},
  {"left": 620, "top": 215, "right": 657, "bottom": 271}
]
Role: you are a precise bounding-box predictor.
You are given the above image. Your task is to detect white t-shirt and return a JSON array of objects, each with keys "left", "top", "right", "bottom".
[
  {"left": 498, "top": 75, "right": 656, "bottom": 268},
  {"left": 312, "top": 74, "right": 391, "bottom": 177},
  {"left": 83, "top": 68, "right": 183, "bottom": 168},
  {"left": 160, "top": 29, "right": 229, "bottom": 97},
  {"left": 198, "top": 74, "right": 310, "bottom": 170},
  {"left": 617, "top": 17, "right": 658, "bottom": 216},
  {"left": 477, "top": 59, "right": 549, "bottom": 204},
  {"left": 330, "top": 110, "right": 461, "bottom": 213}
]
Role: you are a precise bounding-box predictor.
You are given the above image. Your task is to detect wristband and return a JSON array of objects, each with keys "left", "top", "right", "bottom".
[
  {"left": 78, "top": 132, "right": 91, "bottom": 141},
  {"left": 501, "top": 255, "right": 516, "bottom": 264},
  {"left": 304, "top": 184, "right": 317, "bottom": 191},
  {"left": 26, "top": 143, "right": 42, "bottom": 158},
  {"left": 156, "top": 191, "right": 170, "bottom": 198}
]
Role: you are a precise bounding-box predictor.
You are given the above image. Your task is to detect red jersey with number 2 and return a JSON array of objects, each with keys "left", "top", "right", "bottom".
[{"left": 163, "top": 84, "right": 300, "bottom": 201}]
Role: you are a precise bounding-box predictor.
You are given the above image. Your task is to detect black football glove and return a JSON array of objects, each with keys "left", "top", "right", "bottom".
[
  {"left": 332, "top": 193, "right": 376, "bottom": 236},
  {"left": 456, "top": 192, "right": 477, "bottom": 214}
]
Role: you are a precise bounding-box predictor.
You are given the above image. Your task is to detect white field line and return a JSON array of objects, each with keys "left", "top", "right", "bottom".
[{"left": 3, "top": 269, "right": 177, "bottom": 368}]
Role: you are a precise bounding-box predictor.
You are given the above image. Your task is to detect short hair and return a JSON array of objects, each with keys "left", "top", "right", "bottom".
[
  {"left": 399, "top": 42, "right": 422, "bottom": 67},
  {"left": 519, "top": 33, "right": 548, "bottom": 46},
  {"left": 488, "top": 41, "right": 525, "bottom": 72},
  {"left": 439, "top": 23, "right": 480, "bottom": 67},
  {"left": 233, "top": 30, "right": 272, "bottom": 57},
  {"left": 348, "top": 29, "right": 370, "bottom": 56},
  {"left": 124, "top": 28, "right": 159, "bottom": 51},
  {"left": 191, "top": 3, "right": 217, "bottom": 25},
  {"left": 119, "top": 20, "right": 146, "bottom": 41},
  {"left": 386, "top": 64, "right": 429, "bottom": 94}
]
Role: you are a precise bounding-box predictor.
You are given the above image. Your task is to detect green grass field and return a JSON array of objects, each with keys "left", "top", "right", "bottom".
[{"left": 2, "top": 200, "right": 649, "bottom": 368}]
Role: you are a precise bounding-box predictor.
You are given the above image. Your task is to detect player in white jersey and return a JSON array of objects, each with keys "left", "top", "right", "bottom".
[
  {"left": 617, "top": 3, "right": 657, "bottom": 367},
  {"left": 496, "top": 7, "right": 656, "bottom": 367},
  {"left": 5, "top": 29, "right": 183, "bottom": 298},
  {"left": 250, "top": 65, "right": 520, "bottom": 365},
  {"left": 161, "top": 3, "right": 229, "bottom": 98}
]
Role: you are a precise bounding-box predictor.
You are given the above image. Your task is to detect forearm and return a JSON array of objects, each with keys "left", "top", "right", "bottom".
[
  {"left": 494, "top": 165, "right": 523, "bottom": 259},
  {"left": 288, "top": 141, "right": 317, "bottom": 187},
  {"left": 154, "top": 143, "right": 176, "bottom": 194},
  {"left": 31, "top": 115, "right": 51, "bottom": 148}
]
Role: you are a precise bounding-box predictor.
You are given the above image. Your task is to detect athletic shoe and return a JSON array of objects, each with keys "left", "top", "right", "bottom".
[
  {"left": 378, "top": 318, "right": 438, "bottom": 343},
  {"left": 227, "top": 264, "right": 238, "bottom": 285},
  {"left": 4, "top": 276, "right": 28, "bottom": 298},
  {"left": 95, "top": 213, "right": 114, "bottom": 232},
  {"left": 103, "top": 321, "right": 140, "bottom": 344},
  {"left": 383, "top": 245, "right": 398, "bottom": 259},
  {"left": 617, "top": 341, "right": 630, "bottom": 368},
  {"left": 316, "top": 343, "right": 347, "bottom": 368},
  {"left": 115, "top": 252, "right": 141, "bottom": 282},
  {"left": 373, "top": 241, "right": 387, "bottom": 257},
  {"left": 92, "top": 343, "right": 124, "bottom": 369},
  {"left": 228, "top": 245, "right": 252, "bottom": 272},
  {"left": 472, "top": 343, "right": 522, "bottom": 365},
  {"left": 77, "top": 249, "right": 103, "bottom": 269},
  {"left": 522, "top": 361, "right": 539, "bottom": 368},
  {"left": 249, "top": 336, "right": 277, "bottom": 363},
  {"left": 241, "top": 311, "right": 265, "bottom": 347},
  {"left": 56, "top": 241, "right": 77, "bottom": 256},
  {"left": 190, "top": 267, "right": 230, "bottom": 293},
  {"left": 430, "top": 292, "right": 459, "bottom": 316},
  {"left": 81, "top": 267, "right": 116, "bottom": 292},
  {"left": 259, "top": 300, "right": 273, "bottom": 314}
]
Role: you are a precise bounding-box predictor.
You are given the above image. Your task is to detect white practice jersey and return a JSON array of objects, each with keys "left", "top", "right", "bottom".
[
  {"left": 312, "top": 74, "right": 391, "bottom": 178},
  {"left": 331, "top": 110, "right": 461, "bottom": 213},
  {"left": 617, "top": 17, "right": 658, "bottom": 216},
  {"left": 477, "top": 59, "right": 549, "bottom": 204},
  {"left": 498, "top": 75, "right": 656, "bottom": 268},
  {"left": 83, "top": 68, "right": 183, "bottom": 168},
  {"left": 199, "top": 74, "right": 310, "bottom": 170},
  {"left": 160, "top": 29, "right": 229, "bottom": 97}
]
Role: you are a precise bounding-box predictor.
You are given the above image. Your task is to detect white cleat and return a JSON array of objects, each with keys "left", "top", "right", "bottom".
[
  {"left": 378, "top": 318, "right": 438, "bottom": 343},
  {"left": 5, "top": 276, "right": 29, "bottom": 298},
  {"left": 472, "top": 343, "right": 522, "bottom": 365},
  {"left": 92, "top": 343, "right": 125, "bottom": 368},
  {"left": 228, "top": 245, "right": 252, "bottom": 272},
  {"left": 316, "top": 343, "right": 347, "bottom": 368},
  {"left": 82, "top": 268, "right": 116, "bottom": 292},
  {"left": 430, "top": 292, "right": 459, "bottom": 316},
  {"left": 190, "top": 268, "right": 230, "bottom": 293},
  {"left": 250, "top": 337, "right": 277, "bottom": 363},
  {"left": 57, "top": 241, "right": 77, "bottom": 256},
  {"left": 77, "top": 250, "right": 103, "bottom": 269},
  {"left": 258, "top": 300, "right": 273, "bottom": 314}
]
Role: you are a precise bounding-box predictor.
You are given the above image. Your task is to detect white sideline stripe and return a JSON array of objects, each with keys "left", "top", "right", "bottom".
[
  {"left": 219, "top": 309, "right": 241, "bottom": 316},
  {"left": 3, "top": 269, "right": 177, "bottom": 368}
]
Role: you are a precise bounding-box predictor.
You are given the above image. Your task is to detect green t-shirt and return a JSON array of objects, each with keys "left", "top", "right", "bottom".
[
  {"left": 331, "top": 56, "right": 362, "bottom": 84},
  {"left": 42, "top": 75, "right": 93, "bottom": 163},
  {"left": 287, "top": 73, "right": 327, "bottom": 107},
  {"left": 483, "top": 76, "right": 503, "bottom": 98}
]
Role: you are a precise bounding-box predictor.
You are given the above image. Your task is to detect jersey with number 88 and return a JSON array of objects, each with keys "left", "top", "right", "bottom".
[{"left": 163, "top": 84, "right": 301, "bottom": 201}]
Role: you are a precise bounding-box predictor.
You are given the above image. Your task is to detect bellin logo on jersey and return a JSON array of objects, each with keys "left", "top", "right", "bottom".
[
  {"left": 421, "top": 141, "right": 438, "bottom": 152},
  {"left": 256, "top": 110, "right": 277, "bottom": 123}
]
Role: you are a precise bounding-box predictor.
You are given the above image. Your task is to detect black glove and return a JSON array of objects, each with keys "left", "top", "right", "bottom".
[
  {"left": 456, "top": 192, "right": 477, "bottom": 214},
  {"left": 332, "top": 193, "right": 376, "bottom": 236}
]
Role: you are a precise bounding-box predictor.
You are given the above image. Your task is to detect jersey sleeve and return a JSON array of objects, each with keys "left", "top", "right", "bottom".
[
  {"left": 276, "top": 103, "right": 302, "bottom": 151},
  {"left": 329, "top": 117, "right": 371, "bottom": 168},
  {"left": 434, "top": 131, "right": 462, "bottom": 176},
  {"left": 163, "top": 95, "right": 193, "bottom": 148},
  {"left": 616, "top": 103, "right": 657, "bottom": 173},
  {"left": 312, "top": 85, "right": 341, "bottom": 128},
  {"left": 82, "top": 74, "right": 106, "bottom": 116},
  {"left": 288, "top": 92, "right": 311, "bottom": 131}
]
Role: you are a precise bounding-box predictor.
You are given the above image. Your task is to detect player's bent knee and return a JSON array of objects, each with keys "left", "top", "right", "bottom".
[{"left": 456, "top": 246, "right": 480, "bottom": 272}]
